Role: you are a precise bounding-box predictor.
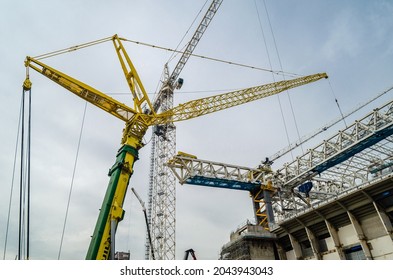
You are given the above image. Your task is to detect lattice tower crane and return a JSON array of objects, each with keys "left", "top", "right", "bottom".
[
  {"left": 146, "top": 0, "right": 223, "bottom": 260},
  {"left": 23, "top": 34, "right": 327, "bottom": 259}
]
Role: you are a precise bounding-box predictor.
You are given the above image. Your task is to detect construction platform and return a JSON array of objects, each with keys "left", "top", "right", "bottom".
[{"left": 220, "top": 223, "right": 277, "bottom": 260}]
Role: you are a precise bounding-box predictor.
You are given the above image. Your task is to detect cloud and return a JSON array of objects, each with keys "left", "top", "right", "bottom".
[{"left": 321, "top": 9, "right": 364, "bottom": 60}]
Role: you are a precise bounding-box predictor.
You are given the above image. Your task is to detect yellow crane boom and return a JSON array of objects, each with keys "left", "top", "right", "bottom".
[
  {"left": 152, "top": 73, "right": 328, "bottom": 125},
  {"left": 25, "top": 51, "right": 327, "bottom": 127},
  {"left": 25, "top": 57, "right": 138, "bottom": 121},
  {"left": 23, "top": 34, "right": 327, "bottom": 259}
]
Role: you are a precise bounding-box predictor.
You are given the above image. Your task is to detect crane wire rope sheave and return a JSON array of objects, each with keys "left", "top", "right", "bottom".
[
  {"left": 146, "top": 0, "right": 222, "bottom": 260},
  {"left": 23, "top": 33, "right": 327, "bottom": 260}
]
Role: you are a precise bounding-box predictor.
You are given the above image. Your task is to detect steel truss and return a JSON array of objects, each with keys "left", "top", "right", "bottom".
[
  {"left": 274, "top": 99, "right": 393, "bottom": 219},
  {"left": 146, "top": 0, "right": 223, "bottom": 259},
  {"left": 167, "top": 99, "right": 393, "bottom": 226}
]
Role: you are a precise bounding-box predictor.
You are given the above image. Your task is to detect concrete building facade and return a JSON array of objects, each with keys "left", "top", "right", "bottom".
[{"left": 220, "top": 175, "right": 393, "bottom": 260}]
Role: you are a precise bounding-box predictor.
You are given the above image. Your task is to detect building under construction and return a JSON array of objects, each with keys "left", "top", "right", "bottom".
[
  {"left": 218, "top": 174, "right": 393, "bottom": 260},
  {"left": 168, "top": 97, "right": 393, "bottom": 260}
]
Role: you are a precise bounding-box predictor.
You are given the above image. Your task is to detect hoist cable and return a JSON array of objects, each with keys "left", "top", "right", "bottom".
[
  {"left": 167, "top": 0, "right": 209, "bottom": 63},
  {"left": 120, "top": 37, "right": 299, "bottom": 77},
  {"left": 264, "top": 0, "right": 305, "bottom": 156},
  {"left": 21, "top": 142, "right": 28, "bottom": 259},
  {"left": 32, "top": 36, "right": 113, "bottom": 60},
  {"left": 328, "top": 79, "right": 347, "bottom": 128},
  {"left": 26, "top": 87, "right": 32, "bottom": 260},
  {"left": 269, "top": 83, "right": 393, "bottom": 161},
  {"left": 3, "top": 93, "right": 23, "bottom": 260},
  {"left": 254, "top": 0, "right": 294, "bottom": 160},
  {"left": 30, "top": 32, "right": 300, "bottom": 77},
  {"left": 18, "top": 87, "right": 32, "bottom": 260},
  {"left": 18, "top": 88, "right": 25, "bottom": 260},
  {"left": 58, "top": 102, "right": 87, "bottom": 260}
]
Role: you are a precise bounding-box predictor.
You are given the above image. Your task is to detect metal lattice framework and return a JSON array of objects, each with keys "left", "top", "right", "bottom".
[
  {"left": 167, "top": 98, "right": 393, "bottom": 227},
  {"left": 273, "top": 98, "right": 393, "bottom": 221},
  {"left": 277, "top": 99, "right": 393, "bottom": 189},
  {"left": 147, "top": 90, "right": 177, "bottom": 260},
  {"left": 146, "top": 0, "right": 223, "bottom": 259},
  {"left": 167, "top": 154, "right": 270, "bottom": 191}
]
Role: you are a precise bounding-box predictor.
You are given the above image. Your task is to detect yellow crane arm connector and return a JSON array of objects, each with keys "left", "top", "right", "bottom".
[
  {"left": 151, "top": 72, "right": 328, "bottom": 125},
  {"left": 113, "top": 35, "right": 155, "bottom": 115},
  {"left": 23, "top": 34, "right": 157, "bottom": 124}
]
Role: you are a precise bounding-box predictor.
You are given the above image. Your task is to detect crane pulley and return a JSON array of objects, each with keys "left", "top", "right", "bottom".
[{"left": 23, "top": 33, "right": 327, "bottom": 259}]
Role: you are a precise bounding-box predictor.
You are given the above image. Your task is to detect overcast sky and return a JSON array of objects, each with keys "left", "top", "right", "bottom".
[{"left": 1, "top": 0, "right": 392, "bottom": 260}]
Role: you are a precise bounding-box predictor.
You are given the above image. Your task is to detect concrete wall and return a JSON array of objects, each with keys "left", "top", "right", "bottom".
[
  {"left": 370, "top": 236, "right": 393, "bottom": 259},
  {"left": 361, "top": 215, "right": 386, "bottom": 240},
  {"left": 285, "top": 249, "right": 295, "bottom": 260},
  {"left": 321, "top": 237, "right": 341, "bottom": 260},
  {"left": 283, "top": 212, "right": 393, "bottom": 260},
  {"left": 249, "top": 240, "right": 275, "bottom": 260},
  {"left": 337, "top": 224, "right": 358, "bottom": 247}
]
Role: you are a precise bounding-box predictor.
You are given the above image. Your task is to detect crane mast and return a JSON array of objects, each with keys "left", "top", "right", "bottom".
[
  {"left": 24, "top": 32, "right": 326, "bottom": 259},
  {"left": 147, "top": 0, "right": 223, "bottom": 260}
]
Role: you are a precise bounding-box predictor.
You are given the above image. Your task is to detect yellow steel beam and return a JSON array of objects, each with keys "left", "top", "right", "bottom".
[
  {"left": 113, "top": 35, "right": 155, "bottom": 115},
  {"left": 152, "top": 73, "right": 328, "bottom": 125},
  {"left": 24, "top": 56, "right": 136, "bottom": 122}
]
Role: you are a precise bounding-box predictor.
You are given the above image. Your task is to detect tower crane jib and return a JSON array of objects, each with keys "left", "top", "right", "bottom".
[{"left": 152, "top": 0, "right": 223, "bottom": 112}]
